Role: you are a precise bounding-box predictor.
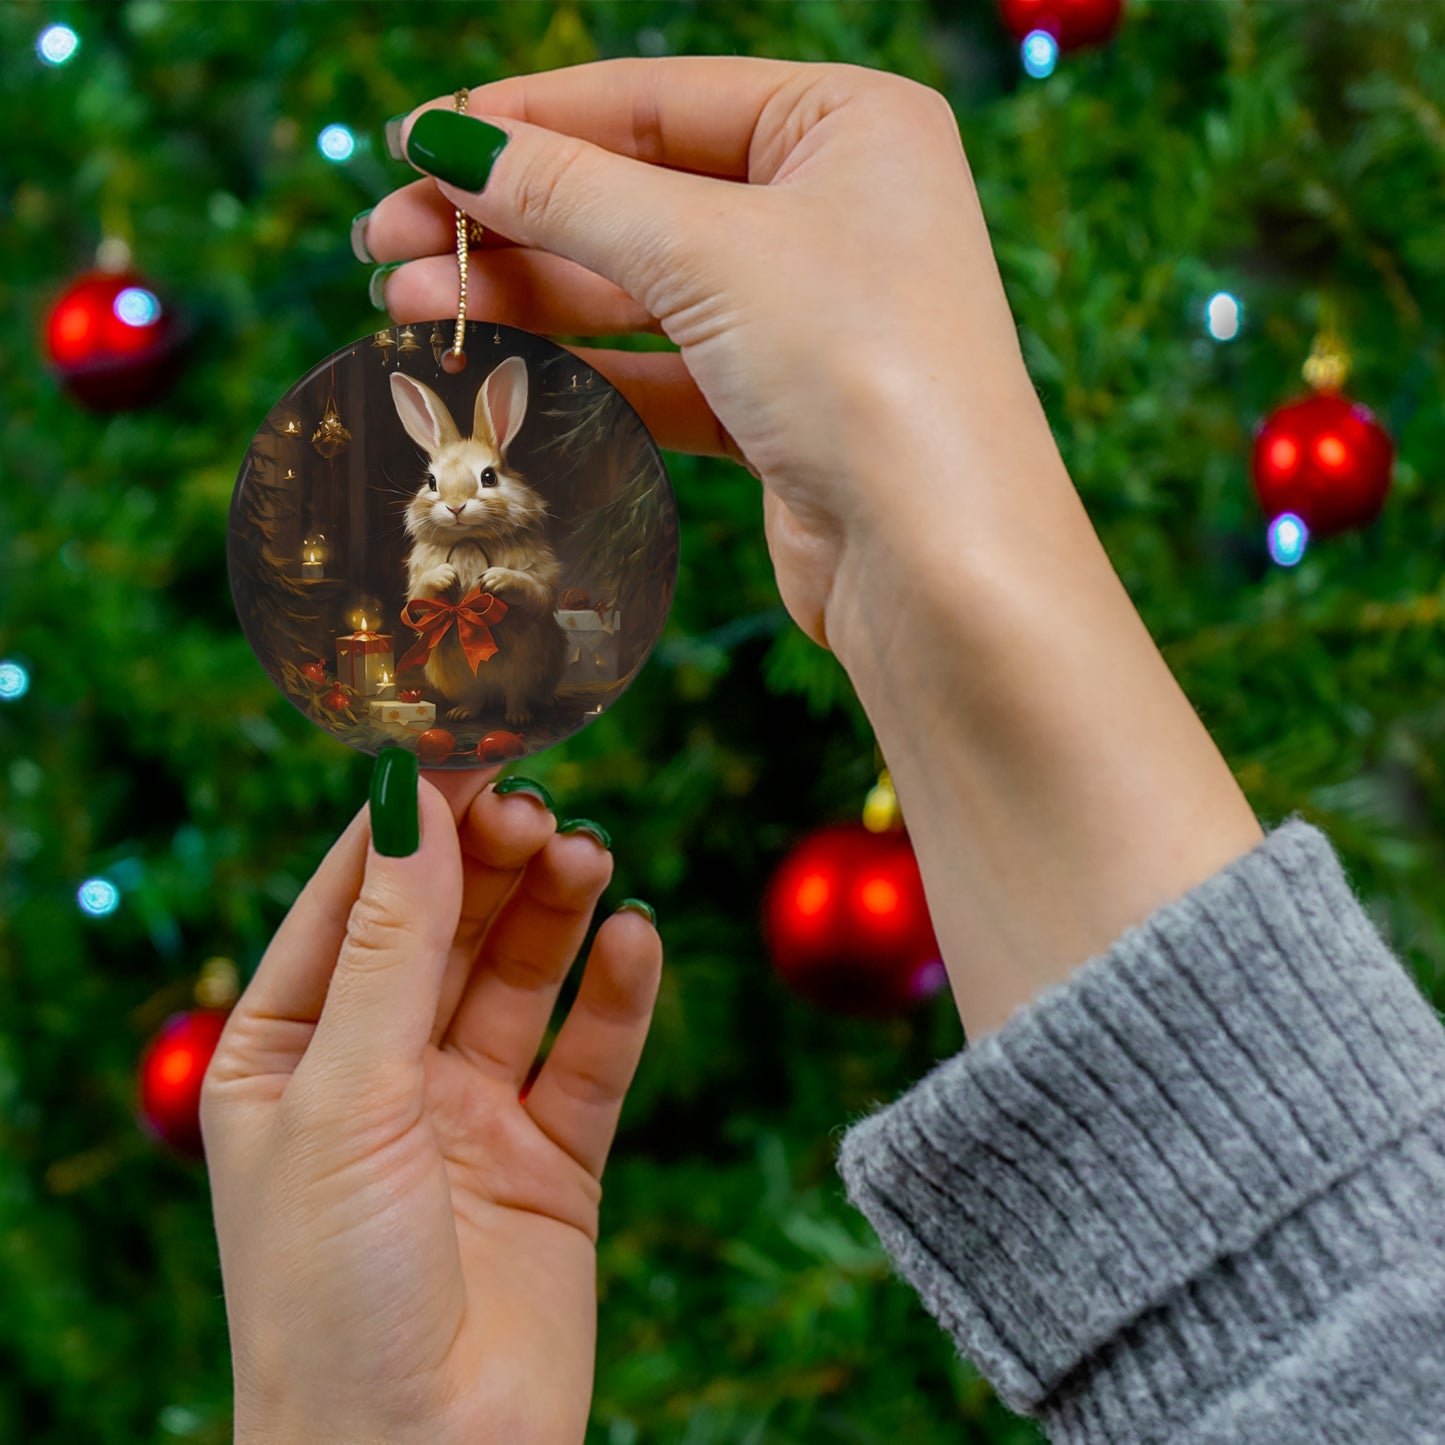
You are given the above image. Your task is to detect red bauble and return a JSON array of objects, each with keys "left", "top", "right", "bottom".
[
  {"left": 1251, "top": 392, "right": 1394, "bottom": 537},
  {"left": 416, "top": 728, "right": 457, "bottom": 765},
  {"left": 762, "top": 822, "right": 946, "bottom": 1017},
  {"left": 137, "top": 1008, "right": 230, "bottom": 1157},
  {"left": 44, "top": 270, "right": 182, "bottom": 410},
  {"left": 302, "top": 661, "right": 328, "bottom": 685},
  {"left": 998, "top": 0, "right": 1124, "bottom": 49},
  {"left": 322, "top": 685, "right": 350, "bottom": 710},
  {"left": 477, "top": 730, "right": 526, "bottom": 763}
]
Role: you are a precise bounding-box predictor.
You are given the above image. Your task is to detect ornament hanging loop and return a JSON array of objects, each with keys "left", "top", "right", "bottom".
[
  {"left": 1303, "top": 295, "right": 1350, "bottom": 393},
  {"left": 441, "top": 88, "right": 475, "bottom": 374}
]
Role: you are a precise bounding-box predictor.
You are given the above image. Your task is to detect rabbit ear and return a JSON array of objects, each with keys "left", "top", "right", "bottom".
[
  {"left": 391, "top": 373, "right": 461, "bottom": 456},
  {"left": 474, "top": 356, "right": 528, "bottom": 460}
]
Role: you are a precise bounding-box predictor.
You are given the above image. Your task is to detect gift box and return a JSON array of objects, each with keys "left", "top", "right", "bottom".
[
  {"left": 337, "top": 632, "right": 395, "bottom": 698},
  {"left": 366, "top": 699, "right": 436, "bottom": 730},
  {"left": 555, "top": 608, "right": 620, "bottom": 683}
]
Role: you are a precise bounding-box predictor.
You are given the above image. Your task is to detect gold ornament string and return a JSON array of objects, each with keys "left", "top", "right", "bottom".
[{"left": 443, "top": 87, "right": 475, "bottom": 373}]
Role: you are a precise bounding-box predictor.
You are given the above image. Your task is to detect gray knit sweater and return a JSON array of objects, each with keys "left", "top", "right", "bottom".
[{"left": 836, "top": 818, "right": 1445, "bottom": 1443}]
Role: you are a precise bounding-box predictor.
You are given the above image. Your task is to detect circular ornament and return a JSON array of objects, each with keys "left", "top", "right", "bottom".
[{"left": 229, "top": 323, "right": 678, "bottom": 766}]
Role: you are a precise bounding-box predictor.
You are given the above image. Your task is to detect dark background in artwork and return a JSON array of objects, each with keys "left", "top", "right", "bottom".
[{"left": 2, "top": 3, "right": 1444, "bottom": 1444}]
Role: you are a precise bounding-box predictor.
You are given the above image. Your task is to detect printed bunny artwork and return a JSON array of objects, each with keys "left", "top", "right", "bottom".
[{"left": 228, "top": 321, "right": 679, "bottom": 768}]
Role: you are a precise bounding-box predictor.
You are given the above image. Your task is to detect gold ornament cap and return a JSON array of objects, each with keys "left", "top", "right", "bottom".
[{"left": 194, "top": 956, "right": 240, "bottom": 1010}]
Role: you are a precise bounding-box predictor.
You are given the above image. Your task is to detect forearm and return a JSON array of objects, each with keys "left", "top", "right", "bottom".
[{"left": 826, "top": 393, "right": 1262, "bottom": 1040}]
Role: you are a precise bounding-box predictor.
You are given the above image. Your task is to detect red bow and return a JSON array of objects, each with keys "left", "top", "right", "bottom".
[{"left": 398, "top": 588, "right": 509, "bottom": 675}]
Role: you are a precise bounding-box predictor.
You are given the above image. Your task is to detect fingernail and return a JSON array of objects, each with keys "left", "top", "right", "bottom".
[
  {"left": 350, "top": 208, "right": 375, "bottom": 264},
  {"left": 370, "top": 747, "right": 420, "bottom": 857},
  {"left": 558, "top": 818, "right": 612, "bottom": 850},
  {"left": 369, "top": 261, "right": 403, "bottom": 310},
  {"left": 384, "top": 113, "right": 408, "bottom": 162},
  {"left": 405, "top": 110, "right": 510, "bottom": 192},
  {"left": 617, "top": 898, "right": 656, "bottom": 927},
  {"left": 493, "top": 775, "right": 555, "bottom": 813}
]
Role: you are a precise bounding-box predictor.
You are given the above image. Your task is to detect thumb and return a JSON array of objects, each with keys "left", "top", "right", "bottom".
[
  {"left": 303, "top": 750, "right": 462, "bottom": 1090},
  {"left": 398, "top": 106, "right": 747, "bottom": 319}
]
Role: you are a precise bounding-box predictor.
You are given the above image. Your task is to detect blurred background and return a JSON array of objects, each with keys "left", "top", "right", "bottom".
[{"left": 2, "top": 2, "right": 1443, "bottom": 1442}]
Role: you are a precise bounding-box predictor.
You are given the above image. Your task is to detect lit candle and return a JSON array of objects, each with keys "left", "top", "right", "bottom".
[
  {"left": 336, "top": 603, "right": 395, "bottom": 697},
  {"left": 300, "top": 532, "right": 328, "bottom": 581}
]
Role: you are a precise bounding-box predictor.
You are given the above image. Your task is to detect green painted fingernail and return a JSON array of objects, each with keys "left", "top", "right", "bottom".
[
  {"left": 350, "top": 208, "right": 375, "bottom": 264},
  {"left": 370, "top": 747, "right": 419, "bottom": 857},
  {"left": 558, "top": 818, "right": 612, "bottom": 850},
  {"left": 368, "top": 261, "right": 403, "bottom": 310},
  {"left": 493, "top": 775, "right": 555, "bottom": 812},
  {"left": 617, "top": 898, "right": 656, "bottom": 926},
  {"left": 384, "top": 113, "right": 408, "bottom": 162},
  {"left": 405, "top": 110, "right": 510, "bottom": 192}
]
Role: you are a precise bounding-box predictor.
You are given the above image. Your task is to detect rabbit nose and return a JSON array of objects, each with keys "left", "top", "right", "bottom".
[{"left": 446, "top": 504, "right": 465, "bottom": 517}]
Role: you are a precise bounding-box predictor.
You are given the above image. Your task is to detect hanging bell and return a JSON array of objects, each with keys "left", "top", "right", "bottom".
[
  {"left": 311, "top": 392, "right": 352, "bottom": 459},
  {"left": 396, "top": 325, "right": 422, "bottom": 355},
  {"left": 371, "top": 329, "right": 397, "bottom": 366}
]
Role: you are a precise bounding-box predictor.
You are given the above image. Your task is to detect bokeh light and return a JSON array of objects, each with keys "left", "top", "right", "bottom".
[
  {"left": 0, "top": 660, "right": 29, "bottom": 701},
  {"left": 114, "top": 287, "right": 162, "bottom": 327},
  {"left": 1021, "top": 30, "right": 1059, "bottom": 79},
  {"left": 37, "top": 24, "right": 79, "bottom": 66},
  {"left": 1267, "top": 512, "right": 1309, "bottom": 567},
  {"left": 78, "top": 878, "right": 121, "bottom": 917},
  {"left": 317, "top": 124, "right": 356, "bottom": 162},
  {"left": 1205, "top": 291, "right": 1242, "bottom": 341}
]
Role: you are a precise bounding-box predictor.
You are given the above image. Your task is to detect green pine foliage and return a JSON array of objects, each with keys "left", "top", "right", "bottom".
[{"left": 1, "top": 2, "right": 1442, "bottom": 1442}]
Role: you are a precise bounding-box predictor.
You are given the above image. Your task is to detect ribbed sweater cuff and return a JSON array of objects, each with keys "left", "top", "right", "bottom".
[{"left": 836, "top": 818, "right": 1445, "bottom": 1433}]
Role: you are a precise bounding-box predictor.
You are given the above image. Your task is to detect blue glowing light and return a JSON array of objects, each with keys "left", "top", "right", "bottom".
[
  {"left": 1205, "top": 291, "right": 1242, "bottom": 342},
  {"left": 38, "top": 24, "right": 79, "bottom": 65},
  {"left": 0, "top": 661, "right": 29, "bottom": 700},
  {"left": 1267, "top": 512, "right": 1309, "bottom": 567},
  {"left": 1022, "top": 30, "right": 1059, "bottom": 79},
  {"left": 78, "top": 878, "right": 121, "bottom": 917},
  {"left": 114, "top": 287, "right": 161, "bottom": 328},
  {"left": 318, "top": 124, "right": 356, "bottom": 162}
]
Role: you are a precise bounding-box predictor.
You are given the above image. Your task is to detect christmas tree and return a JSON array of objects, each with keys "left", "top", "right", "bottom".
[{"left": 2, "top": 3, "right": 1442, "bottom": 1442}]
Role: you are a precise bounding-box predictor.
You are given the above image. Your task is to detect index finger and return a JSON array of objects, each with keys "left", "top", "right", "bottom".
[{"left": 400, "top": 54, "right": 810, "bottom": 182}]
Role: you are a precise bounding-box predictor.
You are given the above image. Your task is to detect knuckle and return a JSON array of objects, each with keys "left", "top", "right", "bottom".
[
  {"left": 513, "top": 135, "right": 590, "bottom": 231},
  {"left": 340, "top": 893, "right": 412, "bottom": 970}
]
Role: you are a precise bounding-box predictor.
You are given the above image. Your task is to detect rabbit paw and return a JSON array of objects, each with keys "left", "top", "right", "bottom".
[
  {"left": 504, "top": 701, "right": 534, "bottom": 727},
  {"left": 445, "top": 704, "right": 478, "bottom": 722},
  {"left": 417, "top": 564, "right": 458, "bottom": 597},
  {"left": 480, "top": 566, "right": 524, "bottom": 600}
]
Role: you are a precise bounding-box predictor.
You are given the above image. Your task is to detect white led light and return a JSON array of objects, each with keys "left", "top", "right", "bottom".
[
  {"left": 1205, "top": 291, "right": 1242, "bottom": 342},
  {"left": 114, "top": 287, "right": 161, "bottom": 327},
  {"left": 1267, "top": 512, "right": 1308, "bottom": 567},
  {"left": 1022, "top": 30, "right": 1059, "bottom": 80},
  {"left": 38, "top": 24, "right": 79, "bottom": 66},
  {"left": 318, "top": 124, "right": 356, "bottom": 162},
  {"left": 78, "top": 878, "right": 121, "bottom": 917},
  {"left": 0, "top": 660, "right": 29, "bottom": 700}
]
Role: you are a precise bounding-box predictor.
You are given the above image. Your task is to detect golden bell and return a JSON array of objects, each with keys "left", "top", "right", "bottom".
[
  {"left": 397, "top": 325, "right": 421, "bottom": 355},
  {"left": 311, "top": 392, "right": 352, "bottom": 459}
]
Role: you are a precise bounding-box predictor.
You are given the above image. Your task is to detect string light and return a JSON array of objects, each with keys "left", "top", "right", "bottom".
[
  {"left": 317, "top": 124, "right": 356, "bottom": 162},
  {"left": 1267, "top": 512, "right": 1309, "bottom": 567},
  {"left": 37, "top": 24, "right": 79, "bottom": 66},
  {"left": 1205, "top": 291, "right": 1242, "bottom": 341},
  {"left": 0, "top": 660, "right": 29, "bottom": 701},
  {"left": 77, "top": 878, "right": 121, "bottom": 917},
  {"left": 114, "top": 287, "right": 162, "bottom": 327},
  {"left": 1022, "top": 30, "right": 1059, "bottom": 79}
]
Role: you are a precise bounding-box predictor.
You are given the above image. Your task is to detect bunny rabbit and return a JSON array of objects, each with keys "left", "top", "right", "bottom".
[{"left": 391, "top": 357, "right": 566, "bottom": 726}]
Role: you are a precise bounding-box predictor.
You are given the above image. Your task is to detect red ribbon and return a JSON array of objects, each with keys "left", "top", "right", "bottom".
[{"left": 398, "top": 587, "right": 509, "bottom": 675}]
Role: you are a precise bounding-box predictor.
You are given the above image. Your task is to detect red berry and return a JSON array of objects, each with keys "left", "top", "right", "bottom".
[
  {"left": 416, "top": 728, "right": 457, "bottom": 765},
  {"left": 302, "top": 661, "right": 328, "bottom": 685},
  {"left": 322, "top": 686, "right": 349, "bottom": 710},
  {"left": 477, "top": 730, "right": 526, "bottom": 763}
]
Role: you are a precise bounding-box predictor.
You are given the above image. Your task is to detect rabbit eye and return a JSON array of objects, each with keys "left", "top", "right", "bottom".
[
  {"left": 480, "top": 467, "right": 498, "bottom": 488},
  {"left": 427, "top": 477, "right": 438, "bottom": 492}
]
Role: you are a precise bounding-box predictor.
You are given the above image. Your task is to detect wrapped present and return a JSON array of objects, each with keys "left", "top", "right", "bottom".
[
  {"left": 555, "top": 608, "right": 620, "bottom": 683},
  {"left": 366, "top": 699, "right": 436, "bottom": 731},
  {"left": 336, "top": 631, "right": 395, "bottom": 697}
]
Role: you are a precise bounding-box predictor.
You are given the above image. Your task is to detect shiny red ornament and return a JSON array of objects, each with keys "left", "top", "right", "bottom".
[
  {"left": 762, "top": 821, "right": 945, "bottom": 1017},
  {"left": 44, "top": 269, "right": 182, "bottom": 410},
  {"left": 1251, "top": 392, "right": 1394, "bottom": 537},
  {"left": 998, "top": 0, "right": 1124, "bottom": 49},
  {"left": 322, "top": 685, "right": 350, "bottom": 711},
  {"left": 416, "top": 727, "right": 457, "bottom": 765},
  {"left": 137, "top": 1008, "right": 230, "bottom": 1157},
  {"left": 302, "top": 661, "right": 328, "bottom": 685},
  {"left": 477, "top": 730, "right": 526, "bottom": 763}
]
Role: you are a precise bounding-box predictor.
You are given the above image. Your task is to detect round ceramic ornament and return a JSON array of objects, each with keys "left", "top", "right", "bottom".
[{"left": 228, "top": 319, "right": 678, "bottom": 768}]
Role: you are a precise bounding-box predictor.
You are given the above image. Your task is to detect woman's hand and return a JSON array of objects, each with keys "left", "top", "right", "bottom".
[
  {"left": 361, "top": 57, "right": 1059, "bottom": 655},
  {"left": 201, "top": 762, "right": 661, "bottom": 1445}
]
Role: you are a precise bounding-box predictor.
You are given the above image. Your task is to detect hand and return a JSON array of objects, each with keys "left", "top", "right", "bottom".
[
  {"left": 201, "top": 767, "right": 662, "bottom": 1444},
  {"left": 362, "top": 57, "right": 1056, "bottom": 652}
]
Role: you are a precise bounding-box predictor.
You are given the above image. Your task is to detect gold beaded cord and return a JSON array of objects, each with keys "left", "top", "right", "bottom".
[{"left": 442, "top": 86, "right": 473, "bottom": 373}]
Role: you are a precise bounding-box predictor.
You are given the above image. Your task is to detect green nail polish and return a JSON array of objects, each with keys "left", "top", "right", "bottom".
[
  {"left": 370, "top": 747, "right": 419, "bottom": 857},
  {"left": 493, "top": 775, "right": 555, "bottom": 812},
  {"left": 368, "top": 262, "right": 403, "bottom": 311},
  {"left": 617, "top": 898, "right": 656, "bottom": 927},
  {"left": 405, "top": 110, "right": 510, "bottom": 193},
  {"left": 384, "top": 113, "right": 408, "bottom": 162},
  {"left": 350, "top": 208, "right": 375, "bottom": 264},
  {"left": 558, "top": 818, "right": 612, "bottom": 850}
]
